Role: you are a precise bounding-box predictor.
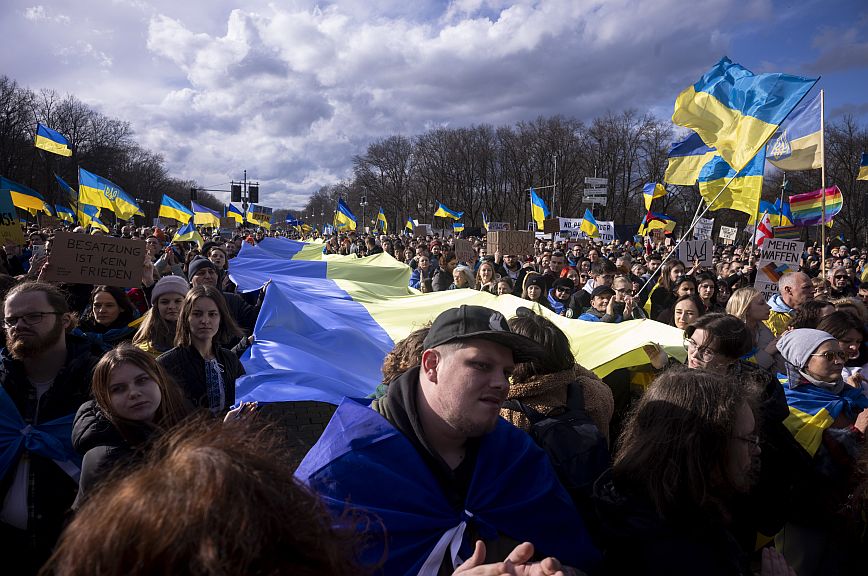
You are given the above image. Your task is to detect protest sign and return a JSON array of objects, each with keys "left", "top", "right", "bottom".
[
  {"left": 719, "top": 225, "right": 738, "bottom": 243},
  {"left": 557, "top": 217, "right": 583, "bottom": 236},
  {"left": 596, "top": 221, "right": 615, "bottom": 242},
  {"left": 454, "top": 239, "right": 476, "bottom": 263},
  {"left": 754, "top": 238, "right": 804, "bottom": 300},
  {"left": 676, "top": 239, "right": 713, "bottom": 269},
  {"left": 543, "top": 218, "right": 560, "bottom": 234},
  {"left": 0, "top": 189, "right": 25, "bottom": 247},
  {"left": 219, "top": 217, "right": 237, "bottom": 230},
  {"left": 694, "top": 218, "right": 714, "bottom": 240},
  {"left": 487, "top": 222, "right": 510, "bottom": 231},
  {"left": 487, "top": 230, "right": 534, "bottom": 257},
  {"left": 414, "top": 223, "right": 433, "bottom": 237},
  {"left": 43, "top": 231, "right": 144, "bottom": 288}
]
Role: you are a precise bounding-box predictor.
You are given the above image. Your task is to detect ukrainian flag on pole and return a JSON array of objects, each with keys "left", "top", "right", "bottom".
[
  {"left": 54, "top": 204, "right": 75, "bottom": 223},
  {"left": 405, "top": 217, "right": 416, "bottom": 232},
  {"left": 335, "top": 198, "right": 357, "bottom": 231},
  {"left": 672, "top": 57, "right": 817, "bottom": 172},
  {"left": 377, "top": 207, "right": 388, "bottom": 233},
  {"left": 580, "top": 209, "right": 600, "bottom": 238},
  {"left": 530, "top": 188, "right": 549, "bottom": 230},
  {"left": 642, "top": 183, "right": 667, "bottom": 211},
  {"left": 453, "top": 221, "right": 465, "bottom": 233},
  {"left": 433, "top": 201, "right": 463, "bottom": 220},
  {"left": 482, "top": 212, "right": 490, "bottom": 232},
  {"left": 78, "top": 168, "right": 142, "bottom": 220},
  {"left": 766, "top": 91, "right": 822, "bottom": 171},
  {"left": 191, "top": 201, "right": 221, "bottom": 227},
  {"left": 159, "top": 194, "right": 194, "bottom": 223},
  {"left": 226, "top": 203, "right": 245, "bottom": 223},
  {"left": 172, "top": 220, "right": 205, "bottom": 247},
  {"left": 858, "top": 153, "right": 868, "bottom": 181},
  {"left": 0, "top": 176, "right": 53, "bottom": 215},
  {"left": 697, "top": 149, "right": 766, "bottom": 216},
  {"left": 35, "top": 123, "right": 72, "bottom": 157},
  {"left": 664, "top": 131, "right": 718, "bottom": 186}
]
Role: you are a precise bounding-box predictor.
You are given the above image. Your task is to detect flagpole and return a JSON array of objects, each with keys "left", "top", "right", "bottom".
[
  {"left": 819, "top": 89, "right": 827, "bottom": 275},
  {"left": 749, "top": 195, "right": 762, "bottom": 252}
]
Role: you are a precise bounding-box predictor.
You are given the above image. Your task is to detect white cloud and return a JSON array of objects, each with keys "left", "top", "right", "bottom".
[{"left": 23, "top": 4, "right": 69, "bottom": 23}]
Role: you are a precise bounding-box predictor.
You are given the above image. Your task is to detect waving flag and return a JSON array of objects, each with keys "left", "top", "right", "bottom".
[
  {"left": 55, "top": 174, "right": 78, "bottom": 202},
  {"left": 453, "top": 221, "right": 464, "bottom": 233},
  {"left": 334, "top": 198, "right": 357, "bottom": 231},
  {"left": 754, "top": 214, "right": 774, "bottom": 247},
  {"left": 530, "top": 188, "right": 550, "bottom": 229},
  {"left": 697, "top": 149, "right": 766, "bottom": 216},
  {"left": 77, "top": 168, "right": 142, "bottom": 220},
  {"left": 172, "top": 221, "right": 204, "bottom": 247},
  {"left": 638, "top": 211, "right": 676, "bottom": 235},
  {"left": 158, "top": 194, "right": 194, "bottom": 223},
  {"left": 54, "top": 204, "right": 75, "bottom": 223},
  {"left": 89, "top": 217, "right": 110, "bottom": 234},
  {"left": 672, "top": 57, "right": 817, "bottom": 172},
  {"left": 858, "top": 153, "right": 868, "bottom": 181},
  {"left": 580, "top": 208, "right": 600, "bottom": 238},
  {"left": 664, "top": 131, "right": 718, "bottom": 186},
  {"left": 789, "top": 185, "right": 843, "bottom": 226},
  {"left": 433, "top": 201, "right": 463, "bottom": 220},
  {"left": 191, "top": 201, "right": 221, "bottom": 227},
  {"left": 642, "top": 183, "right": 667, "bottom": 211},
  {"left": 226, "top": 203, "right": 245, "bottom": 223},
  {"left": 0, "top": 176, "right": 52, "bottom": 215},
  {"left": 405, "top": 217, "right": 417, "bottom": 232},
  {"left": 76, "top": 204, "right": 100, "bottom": 229},
  {"left": 377, "top": 207, "right": 388, "bottom": 233},
  {"left": 35, "top": 123, "right": 72, "bottom": 157},
  {"left": 482, "top": 212, "right": 490, "bottom": 232},
  {"left": 766, "top": 91, "right": 822, "bottom": 171}
]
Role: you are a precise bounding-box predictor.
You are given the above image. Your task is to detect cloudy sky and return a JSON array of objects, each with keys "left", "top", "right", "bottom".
[{"left": 3, "top": 0, "right": 866, "bottom": 209}]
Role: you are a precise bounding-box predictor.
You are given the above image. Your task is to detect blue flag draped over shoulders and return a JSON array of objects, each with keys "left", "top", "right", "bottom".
[{"left": 296, "top": 398, "right": 600, "bottom": 575}]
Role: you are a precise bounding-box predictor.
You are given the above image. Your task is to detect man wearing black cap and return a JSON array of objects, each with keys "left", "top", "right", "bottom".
[
  {"left": 298, "top": 305, "right": 600, "bottom": 575},
  {"left": 578, "top": 285, "right": 619, "bottom": 322}
]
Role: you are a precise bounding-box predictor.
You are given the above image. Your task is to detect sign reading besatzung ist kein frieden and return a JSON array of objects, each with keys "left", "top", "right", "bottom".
[{"left": 44, "top": 232, "right": 144, "bottom": 288}]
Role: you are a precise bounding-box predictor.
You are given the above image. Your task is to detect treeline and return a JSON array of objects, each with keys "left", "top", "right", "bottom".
[
  {"left": 0, "top": 75, "right": 222, "bottom": 223},
  {"left": 301, "top": 112, "right": 868, "bottom": 243}
]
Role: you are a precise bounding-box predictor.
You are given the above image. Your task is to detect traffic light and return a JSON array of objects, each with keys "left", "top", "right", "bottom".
[
  {"left": 231, "top": 184, "right": 242, "bottom": 202},
  {"left": 248, "top": 184, "right": 259, "bottom": 204},
  {"left": 190, "top": 187, "right": 198, "bottom": 201}
]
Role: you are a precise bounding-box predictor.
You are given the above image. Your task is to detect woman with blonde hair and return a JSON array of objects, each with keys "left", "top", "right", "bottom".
[
  {"left": 132, "top": 275, "right": 189, "bottom": 357},
  {"left": 475, "top": 260, "right": 501, "bottom": 294},
  {"left": 726, "top": 286, "right": 779, "bottom": 371}
]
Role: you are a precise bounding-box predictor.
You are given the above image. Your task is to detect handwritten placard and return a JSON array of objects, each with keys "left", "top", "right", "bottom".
[
  {"left": 487, "top": 231, "right": 534, "bottom": 257},
  {"left": 676, "top": 239, "right": 714, "bottom": 269},
  {"left": 487, "top": 222, "right": 510, "bottom": 231},
  {"left": 44, "top": 231, "right": 144, "bottom": 288},
  {"left": 754, "top": 238, "right": 804, "bottom": 300},
  {"left": 454, "top": 239, "right": 476, "bottom": 263}
]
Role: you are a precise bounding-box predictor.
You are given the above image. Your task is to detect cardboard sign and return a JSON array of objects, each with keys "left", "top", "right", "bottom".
[
  {"left": 487, "top": 230, "right": 534, "bottom": 257},
  {"left": 694, "top": 217, "right": 714, "bottom": 240},
  {"left": 650, "top": 229, "right": 665, "bottom": 243},
  {"left": 219, "top": 217, "right": 237, "bottom": 229},
  {"left": 754, "top": 238, "right": 804, "bottom": 300},
  {"left": 454, "top": 239, "right": 476, "bottom": 263},
  {"left": 0, "top": 190, "right": 25, "bottom": 247},
  {"left": 719, "top": 225, "right": 738, "bottom": 242},
  {"left": 596, "top": 220, "right": 615, "bottom": 242},
  {"left": 414, "top": 223, "right": 433, "bottom": 237},
  {"left": 676, "top": 239, "right": 714, "bottom": 268},
  {"left": 542, "top": 218, "right": 561, "bottom": 234},
  {"left": 44, "top": 231, "right": 145, "bottom": 288},
  {"left": 41, "top": 215, "right": 63, "bottom": 229},
  {"left": 487, "top": 222, "right": 510, "bottom": 231}
]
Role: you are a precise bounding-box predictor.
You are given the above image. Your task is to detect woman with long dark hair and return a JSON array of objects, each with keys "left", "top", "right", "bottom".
[{"left": 77, "top": 285, "right": 140, "bottom": 352}]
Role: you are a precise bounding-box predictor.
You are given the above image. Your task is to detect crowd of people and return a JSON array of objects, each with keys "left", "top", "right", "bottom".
[{"left": 1, "top": 220, "right": 867, "bottom": 575}]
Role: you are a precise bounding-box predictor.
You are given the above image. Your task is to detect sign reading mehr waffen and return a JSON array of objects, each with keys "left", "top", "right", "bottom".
[{"left": 44, "top": 232, "right": 144, "bottom": 288}]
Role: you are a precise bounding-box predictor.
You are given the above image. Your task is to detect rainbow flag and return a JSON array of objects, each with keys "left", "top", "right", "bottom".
[
  {"left": 789, "top": 185, "right": 843, "bottom": 226},
  {"left": 772, "top": 225, "right": 801, "bottom": 239}
]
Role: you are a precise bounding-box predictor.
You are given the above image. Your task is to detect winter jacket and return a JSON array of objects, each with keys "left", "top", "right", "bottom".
[
  {"left": 764, "top": 294, "right": 795, "bottom": 337},
  {"left": 0, "top": 335, "right": 98, "bottom": 568},
  {"left": 157, "top": 345, "right": 244, "bottom": 415}
]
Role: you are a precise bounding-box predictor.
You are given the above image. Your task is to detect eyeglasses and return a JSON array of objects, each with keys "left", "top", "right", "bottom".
[
  {"left": 832, "top": 275, "right": 848, "bottom": 280},
  {"left": 614, "top": 288, "right": 634, "bottom": 295},
  {"left": 3, "top": 311, "right": 62, "bottom": 328},
  {"left": 683, "top": 338, "right": 716, "bottom": 361},
  {"left": 734, "top": 434, "right": 760, "bottom": 449},
  {"left": 810, "top": 350, "right": 847, "bottom": 362}
]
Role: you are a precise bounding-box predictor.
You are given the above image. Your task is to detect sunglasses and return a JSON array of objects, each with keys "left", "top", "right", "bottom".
[{"left": 810, "top": 350, "right": 847, "bottom": 362}]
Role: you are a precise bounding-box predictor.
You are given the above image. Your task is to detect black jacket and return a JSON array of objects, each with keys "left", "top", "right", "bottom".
[
  {"left": 0, "top": 334, "right": 98, "bottom": 567},
  {"left": 157, "top": 345, "right": 244, "bottom": 414},
  {"left": 222, "top": 291, "right": 259, "bottom": 334},
  {"left": 71, "top": 400, "right": 150, "bottom": 509},
  {"left": 592, "top": 477, "right": 751, "bottom": 576}
]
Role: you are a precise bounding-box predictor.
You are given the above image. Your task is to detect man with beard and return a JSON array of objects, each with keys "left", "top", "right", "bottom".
[
  {"left": 298, "top": 305, "right": 600, "bottom": 575},
  {"left": 0, "top": 282, "right": 97, "bottom": 573}
]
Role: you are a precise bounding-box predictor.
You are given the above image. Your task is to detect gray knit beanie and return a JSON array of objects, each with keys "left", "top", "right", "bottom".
[
  {"left": 151, "top": 275, "right": 190, "bottom": 305},
  {"left": 777, "top": 328, "right": 836, "bottom": 369}
]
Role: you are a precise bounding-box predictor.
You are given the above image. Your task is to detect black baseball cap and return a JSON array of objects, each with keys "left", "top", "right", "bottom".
[
  {"left": 422, "top": 305, "right": 544, "bottom": 363},
  {"left": 590, "top": 285, "right": 615, "bottom": 298}
]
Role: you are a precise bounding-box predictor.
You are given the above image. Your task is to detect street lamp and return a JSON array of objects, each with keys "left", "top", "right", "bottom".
[{"left": 359, "top": 195, "right": 368, "bottom": 232}]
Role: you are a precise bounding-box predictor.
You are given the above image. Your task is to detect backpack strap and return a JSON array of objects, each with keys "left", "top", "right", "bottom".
[
  {"left": 501, "top": 399, "right": 546, "bottom": 425},
  {"left": 565, "top": 380, "right": 586, "bottom": 412}
]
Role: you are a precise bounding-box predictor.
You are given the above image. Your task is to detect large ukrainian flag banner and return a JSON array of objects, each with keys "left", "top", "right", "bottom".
[
  {"left": 229, "top": 238, "right": 686, "bottom": 405},
  {"left": 672, "top": 57, "right": 816, "bottom": 172},
  {"left": 664, "top": 131, "right": 717, "bottom": 186}
]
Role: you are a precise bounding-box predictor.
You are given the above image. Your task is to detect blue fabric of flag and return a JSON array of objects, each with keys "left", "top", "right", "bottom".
[
  {"left": 55, "top": 174, "right": 77, "bottom": 202},
  {"left": 766, "top": 91, "right": 822, "bottom": 170},
  {"left": 781, "top": 377, "right": 868, "bottom": 456},
  {"left": 296, "top": 397, "right": 601, "bottom": 575},
  {"left": 35, "top": 123, "right": 72, "bottom": 157}
]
